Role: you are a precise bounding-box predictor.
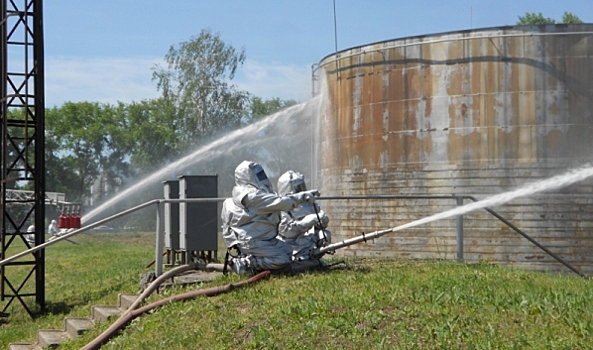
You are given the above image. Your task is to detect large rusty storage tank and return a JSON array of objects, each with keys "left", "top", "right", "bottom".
[{"left": 316, "top": 24, "right": 593, "bottom": 274}]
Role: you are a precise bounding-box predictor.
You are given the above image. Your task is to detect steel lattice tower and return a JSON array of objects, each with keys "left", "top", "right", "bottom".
[{"left": 0, "top": 0, "right": 45, "bottom": 316}]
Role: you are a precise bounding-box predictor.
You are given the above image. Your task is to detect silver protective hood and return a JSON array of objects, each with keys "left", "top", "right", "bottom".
[
  {"left": 235, "top": 160, "right": 273, "bottom": 193},
  {"left": 277, "top": 170, "right": 307, "bottom": 195}
]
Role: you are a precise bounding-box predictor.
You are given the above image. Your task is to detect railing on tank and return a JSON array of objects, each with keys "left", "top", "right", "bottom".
[
  {"left": 0, "top": 195, "right": 584, "bottom": 279},
  {"left": 316, "top": 195, "right": 584, "bottom": 277}
]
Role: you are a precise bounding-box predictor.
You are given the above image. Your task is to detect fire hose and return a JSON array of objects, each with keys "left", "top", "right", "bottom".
[{"left": 82, "top": 269, "right": 270, "bottom": 350}]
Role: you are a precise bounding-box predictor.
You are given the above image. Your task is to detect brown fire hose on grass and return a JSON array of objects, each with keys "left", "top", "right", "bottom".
[{"left": 82, "top": 269, "right": 270, "bottom": 350}]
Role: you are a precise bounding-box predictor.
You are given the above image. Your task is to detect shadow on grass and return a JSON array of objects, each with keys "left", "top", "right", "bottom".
[
  {"left": 269, "top": 259, "right": 373, "bottom": 277},
  {"left": 38, "top": 300, "right": 73, "bottom": 317},
  {"left": 0, "top": 311, "right": 9, "bottom": 325},
  {"left": 30, "top": 279, "right": 132, "bottom": 319}
]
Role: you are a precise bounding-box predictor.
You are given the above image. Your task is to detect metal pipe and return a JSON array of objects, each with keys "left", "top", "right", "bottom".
[
  {"left": 155, "top": 202, "right": 165, "bottom": 277},
  {"left": 314, "top": 227, "right": 394, "bottom": 257},
  {"left": 312, "top": 195, "right": 464, "bottom": 257},
  {"left": 456, "top": 196, "right": 464, "bottom": 260},
  {"left": 0, "top": 200, "right": 159, "bottom": 267},
  {"left": 465, "top": 196, "right": 585, "bottom": 277},
  {"left": 316, "top": 195, "right": 466, "bottom": 201},
  {"left": 156, "top": 198, "right": 227, "bottom": 204},
  {"left": 313, "top": 195, "right": 584, "bottom": 277},
  {"left": 0, "top": 197, "right": 228, "bottom": 268}
]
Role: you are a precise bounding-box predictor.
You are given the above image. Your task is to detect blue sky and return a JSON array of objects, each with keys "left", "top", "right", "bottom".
[{"left": 43, "top": 0, "right": 592, "bottom": 107}]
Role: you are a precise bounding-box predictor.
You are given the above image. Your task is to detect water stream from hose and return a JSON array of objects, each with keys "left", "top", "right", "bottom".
[
  {"left": 320, "top": 164, "right": 593, "bottom": 254},
  {"left": 393, "top": 164, "right": 593, "bottom": 232},
  {"left": 83, "top": 96, "right": 322, "bottom": 224}
]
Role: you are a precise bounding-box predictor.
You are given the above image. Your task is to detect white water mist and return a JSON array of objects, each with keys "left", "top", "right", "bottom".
[
  {"left": 394, "top": 164, "right": 593, "bottom": 232},
  {"left": 83, "top": 96, "right": 322, "bottom": 224},
  {"left": 320, "top": 164, "right": 593, "bottom": 255}
]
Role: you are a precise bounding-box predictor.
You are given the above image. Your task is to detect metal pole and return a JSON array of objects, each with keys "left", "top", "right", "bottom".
[
  {"left": 155, "top": 202, "right": 164, "bottom": 277},
  {"left": 456, "top": 196, "right": 464, "bottom": 260},
  {"left": 0, "top": 0, "right": 7, "bottom": 302},
  {"left": 465, "top": 196, "right": 585, "bottom": 277},
  {"left": 332, "top": 0, "right": 340, "bottom": 81},
  {"left": 34, "top": 0, "right": 46, "bottom": 311},
  {"left": 333, "top": 0, "right": 338, "bottom": 53}
]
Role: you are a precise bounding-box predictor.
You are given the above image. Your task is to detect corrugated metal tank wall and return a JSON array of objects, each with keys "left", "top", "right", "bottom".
[{"left": 317, "top": 25, "right": 593, "bottom": 273}]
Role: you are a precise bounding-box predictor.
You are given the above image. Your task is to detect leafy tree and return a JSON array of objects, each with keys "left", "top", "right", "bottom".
[
  {"left": 152, "top": 29, "right": 251, "bottom": 151},
  {"left": 561, "top": 12, "right": 583, "bottom": 24},
  {"left": 45, "top": 127, "right": 79, "bottom": 195},
  {"left": 517, "top": 11, "right": 583, "bottom": 25},
  {"left": 45, "top": 102, "right": 131, "bottom": 202},
  {"left": 517, "top": 12, "right": 556, "bottom": 25},
  {"left": 116, "top": 98, "right": 180, "bottom": 175}
]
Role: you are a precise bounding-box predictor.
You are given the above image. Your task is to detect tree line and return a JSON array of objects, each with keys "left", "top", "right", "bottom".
[{"left": 516, "top": 11, "right": 583, "bottom": 25}]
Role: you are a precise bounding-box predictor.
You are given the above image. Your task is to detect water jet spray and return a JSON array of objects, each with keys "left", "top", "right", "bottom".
[
  {"left": 311, "top": 164, "right": 593, "bottom": 276},
  {"left": 82, "top": 96, "right": 323, "bottom": 225}
]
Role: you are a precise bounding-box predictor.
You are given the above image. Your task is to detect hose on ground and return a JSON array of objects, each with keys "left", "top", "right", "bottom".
[
  {"left": 128, "top": 262, "right": 199, "bottom": 312},
  {"left": 82, "top": 270, "right": 270, "bottom": 350},
  {"left": 130, "top": 262, "right": 225, "bottom": 312}
]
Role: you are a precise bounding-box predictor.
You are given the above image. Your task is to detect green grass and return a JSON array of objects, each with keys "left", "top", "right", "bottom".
[
  {"left": 1, "top": 232, "right": 155, "bottom": 347},
  {"left": 2, "top": 233, "right": 593, "bottom": 349}
]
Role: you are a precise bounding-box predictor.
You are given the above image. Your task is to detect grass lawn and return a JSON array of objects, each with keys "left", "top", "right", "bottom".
[{"left": 2, "top": 232, "right": 593, "bottom": 349}]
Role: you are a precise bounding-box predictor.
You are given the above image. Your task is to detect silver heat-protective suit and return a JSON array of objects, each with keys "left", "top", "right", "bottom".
[
  {"left": 26, "top": 224, "right": 36, "bottom": 246},
  {"left": 277, "top": 170, "right": 331, "bottom": 260},
  {"left": 221, "top": 161, "right": 319, "bottom": 274},
  {"left": 48, "top": 219, "right": 58, "bottom": 235}
]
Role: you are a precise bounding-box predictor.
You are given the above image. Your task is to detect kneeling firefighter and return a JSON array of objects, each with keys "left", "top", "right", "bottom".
[
  {"left": 221, "top": 161, "right": 320, "bottom": 274},
  {"left": 277, "top": 170, "right": 331, "bottom": 260}
]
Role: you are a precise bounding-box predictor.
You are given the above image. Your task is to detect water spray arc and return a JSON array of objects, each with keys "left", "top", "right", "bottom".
[{"left": 83, "top": 96, "right": 322, "bottom": 224}]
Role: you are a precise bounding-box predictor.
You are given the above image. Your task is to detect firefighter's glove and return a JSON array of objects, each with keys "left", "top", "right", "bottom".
[
  {"left": 302, "top": 190, "right": 320, "bottom": 203},
  {"left": 297, "top": 214, "right": 319, "bottom": 231},
  {"left": 318, "top": 212, "right": 330, "bottom": 229}
]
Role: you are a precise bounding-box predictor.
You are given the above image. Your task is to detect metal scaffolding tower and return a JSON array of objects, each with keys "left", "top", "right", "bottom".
[{"left": 0, "top": 0, "right": 45, "bottom": 317}]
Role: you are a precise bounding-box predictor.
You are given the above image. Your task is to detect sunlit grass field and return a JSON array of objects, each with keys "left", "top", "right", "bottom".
[{"left": 2, "top": 232, "right": 593, "bottom": 349}]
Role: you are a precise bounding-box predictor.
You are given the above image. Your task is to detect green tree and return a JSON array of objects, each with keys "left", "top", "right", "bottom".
[
  {"left": 116, "top": 98, "right": 180, "bottom": 175},
  {"left": 45, "top": 102, "right": 131, "bottom": 202},
  {"left": 152, "top": 29, "right": 251, "bottom": 150},
  {"left": 517, "top": 11, "right": 583, "bottom": 25},
  {"left": 517, "top": 12, "right": 556, "bottom": 25},
  {"left": 45, "top": 127, "right": 79, "bottom": 195},
  {"left": 561, "top": 12, "right": 583, "bottom": 24}
]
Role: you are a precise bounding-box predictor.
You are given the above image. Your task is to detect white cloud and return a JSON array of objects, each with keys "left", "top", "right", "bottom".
[
  {"left": 45, "top": 56, "right": 161, "bottom": 107},
  {"left": 44, "top": 56, "right": 313, "bottom": 107},
  {"left": 235, "top": 60, "right": 313, "bottom": 103}
]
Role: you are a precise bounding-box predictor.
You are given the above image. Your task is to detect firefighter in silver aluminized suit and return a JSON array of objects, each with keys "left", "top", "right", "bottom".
[
  {"left": 221, "top": 161, "right": 320, "bottom": 274},
  {"left": 277, "top": 170, "right": 331, "bottom": 260}
]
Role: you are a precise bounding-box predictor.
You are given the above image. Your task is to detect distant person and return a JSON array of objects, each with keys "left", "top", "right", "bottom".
[
  {"left": 277, "top": 170, "right": 331, "bottom": 260},
  {"left": 220, "top": 160, "right": 319, "bottom": 274},
  {"left": 48, "top": 219, "right": 58, "bottom": 236},
  {"left": 26, "top": 224, "right": 35, "bottom": 246}
]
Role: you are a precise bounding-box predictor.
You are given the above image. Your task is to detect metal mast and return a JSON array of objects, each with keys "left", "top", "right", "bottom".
[{"left": 0, "top": 0, "right": 45, "bottom": 316}]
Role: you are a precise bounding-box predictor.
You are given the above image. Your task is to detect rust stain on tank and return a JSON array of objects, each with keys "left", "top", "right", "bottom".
[{"left": 317, "top": 25, "right": 593, "bottom": 273}]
